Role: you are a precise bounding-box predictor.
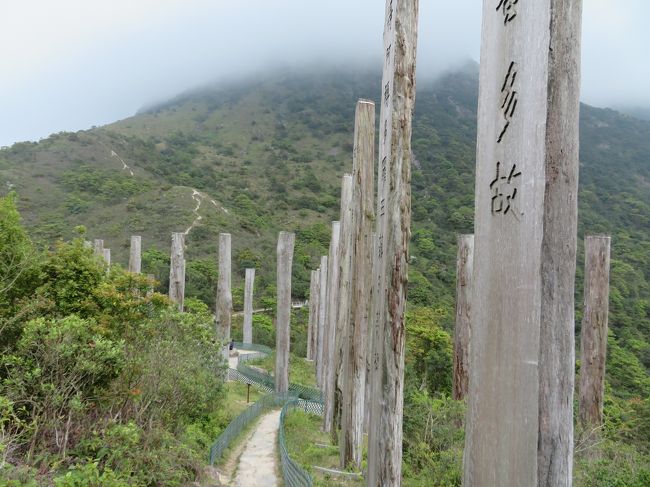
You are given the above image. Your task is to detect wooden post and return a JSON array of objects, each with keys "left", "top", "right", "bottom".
[
  {"left": 129, "top": 236, "right": 142, "bottom": 274},
  {"left": 275, "top": 231, "right": 295, "bottom": 394},
  {"left": 307, "top": 269, "right": 320, "bottom": 360},
  {"left": 168, "top": 232, "right": 185, "bottom": 311},
  {"left": 340, "top": 100, "right": 375, "bottom": 469},
  {"left": 366, "top": 0, "right": 419, "bottom": 484},
  {"left": 316, "top": 255, "right": 329, "bottom": 389},
  {"left": 243, "top": 268, "right": 255, "bottom": 345},
  {"left": 453, "top": 234, "right": 474, "bottom": 401},
  {"left": 102, "top": 248, "right": 111, "bottom": 267},
  {"left": 464, "top": 1, "right": 583, "bottom": 486},
  {"left": 323, "top": 222, "right": 340, "bottom": 432},
  {"left": 93, "top": 239, "right": 104, "bottom": 257},
  {"left": 365, "top": 232, "right": 378, "bottom": 434},
  {"left": 331, "top": 174, "right": 354, "bottom": 442},
  {"left": 216, "top": 233, "right": 233, "bottom": 354},
  {"left": 579, "top": 235, "right": 611, "bottom": 426}
]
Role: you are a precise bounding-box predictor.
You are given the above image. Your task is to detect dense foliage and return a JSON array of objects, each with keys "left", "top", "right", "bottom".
[{"left": 0, "top": 197, "right": 229, "bottom": 484}]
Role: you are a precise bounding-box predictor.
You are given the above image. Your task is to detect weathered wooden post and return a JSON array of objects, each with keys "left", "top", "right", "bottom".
[
  {"left": 331, "top": 174, "right": 354, "bottom": 441},
  {"left": 128, "top": 236, "right": 142, "bottom": 274},
  {"left": 93, "top": 239, "right": 104, "bottom": 257},
  {"left": 243, "top": 268, "right": 255, "bottom": 345},
  {"left": 307, "top": 269, "right": 320, "bottom": 360},
  {"left": 316, "top": 255, "right": 329, "bottom": 389},
  {"left": 464, "top": 1, "right": 583, "bottom": 486},
  {"left": 365, "top": 232, "right": 378, "bottom": 434},
  {"left": 102, "top": 248, "right": 111, "bottom": 267},
  {"left": 579, "top": 235, "right": 611, "bottom": 426},
  {"left": 168, "top": 232, "right": 185, "bottom": 311},
  {"left": 323, "top": 222, "right": 340, "bottom": 432},
  {"left": 453, "top": 234, "right": 474, "bottom": 401},
  {"left": 340, "top": 100, "right": 375, "bottom": 469},
  {"left": 366, "top": 0, "right": 419, "bottom": 484},
  {"left": 275, "top": 231, "right": 295, "bottom": 394},
  {"left": 216, "top": 233, "right": 233, "bottom": 354}
]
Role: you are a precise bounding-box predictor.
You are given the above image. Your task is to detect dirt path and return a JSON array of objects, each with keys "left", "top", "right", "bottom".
[{"left": 232, "top": 409, "right": 281, "bottom": 487}]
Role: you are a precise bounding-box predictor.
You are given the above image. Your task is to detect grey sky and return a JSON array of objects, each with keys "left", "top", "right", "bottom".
[{"left": 1, "top": 0, "right": 648, "bottom": 147}]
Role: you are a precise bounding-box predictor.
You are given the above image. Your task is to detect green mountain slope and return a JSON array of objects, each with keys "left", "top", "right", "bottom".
[{"left": 1, "top": 65, "right": 649, "bottom": 400}]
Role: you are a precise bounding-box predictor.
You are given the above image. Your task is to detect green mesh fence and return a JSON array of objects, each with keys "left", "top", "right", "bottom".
[
  {"left": 208, "top": 392, "right": 290, "bottom": 465},
  {"left": 279, "top": 398, "right": 320, "bottom": 487},
  {"left": 236, "top": 361, "right": 323, "bottom": 402}
]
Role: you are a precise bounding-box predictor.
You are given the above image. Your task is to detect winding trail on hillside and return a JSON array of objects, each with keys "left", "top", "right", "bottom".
[
  {"left": 110, "top": 149, "right": 134, "bottom": 176},
  {"left": 232, "top": 409, "right": 281, "bottom": 487},
  {"left": 184, "top": 188, "right": 230, "bottom": 235}
]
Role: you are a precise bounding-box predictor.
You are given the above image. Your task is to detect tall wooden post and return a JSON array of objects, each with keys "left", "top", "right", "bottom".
[
  {"left": 102, "top": 248, "right": 111, "bottom": 267},
  {"left": 93, "top": 239, "right": 104, "bottom": 257},
  {"left": 307, "top": 269, "right": 320, "bottom": 360},
  {"left": 129, "top": 236, "right": 142, "bottom": 274},
  {"left": 340, "top": 100, "right": 375, "bottom": 469},
  {"left": 316, "top": 255, "right": 329, "bottom": 389},
  {"left": 453, "top": 234, "right": 474, "bottom": 401},
  {"left": 365, "top": 232, "right": 378, "bottom": 434},
  {"left": 366, "top": 1, "right": 419, "bottom": 484},
  {"left": 243, "top": 268, "right": 255, "bottom": 345},
  {"left": 464, "top": 1, "right": 583, "bottom": 486},
  {"left": 331, "top": 174, "right": 354, "bottom": 442},
  {"left": 579, "top": 235, "right": 611, "bottom": 426},
  {"left": 275, "top": 231, "right": 295, "bottom": 394},
  {"left": 169, "top": 232, "right": 185, "bottom": 311},
  {"left": 216, "top": 233, "right": 233, "bottom": 353},
  {"left": 323, "top": 222, "right": 340, "bottom": 432}
]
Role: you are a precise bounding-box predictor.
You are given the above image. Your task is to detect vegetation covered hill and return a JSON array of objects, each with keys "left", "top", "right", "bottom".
[{"left": 1, "top": 64, "right": 650, "bottom": 482}]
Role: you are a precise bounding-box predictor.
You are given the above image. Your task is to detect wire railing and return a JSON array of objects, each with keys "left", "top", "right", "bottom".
[
  {"left": 215, "top": 342, "right": 325, "bottom": 486},
  {"left": 278, "top": 398, "right": 325, "bottom": 487},
  {"left": 208, "top": 392, "right": 290, "bottom": 465}
]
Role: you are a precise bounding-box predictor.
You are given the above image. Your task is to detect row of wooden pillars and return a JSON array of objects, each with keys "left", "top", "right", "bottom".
[{"left": 91, "top": 230, "right": 295, "bottom": 394}]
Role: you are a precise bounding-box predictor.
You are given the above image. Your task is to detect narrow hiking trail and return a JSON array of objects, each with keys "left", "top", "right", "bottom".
[
  {"left": 231, "top": 409, "right": 281, "bottom": 487},
  {"left": 184, "top": 188, "right": 230, "bottom": 235},
  {"left": 110, "top": 149, "right": 134, "bottom": 176}
]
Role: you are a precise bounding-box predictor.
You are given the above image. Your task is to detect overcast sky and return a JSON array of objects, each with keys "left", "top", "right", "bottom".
[{"left": 1, "top": 0, "right": 649, "bottom": 147}]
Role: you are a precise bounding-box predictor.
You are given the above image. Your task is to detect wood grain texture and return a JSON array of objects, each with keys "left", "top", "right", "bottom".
[
  {"left": 331, "top": 174, "right": 354, "bottom": 443},
  {"left": 322, "top": 221, "right": 341, "bottom": 432},
  {"left": 453, "top": 234, "right": 473, "bottom": 401},
  {"left": 275, "top": 231, "right": 295, "bottom": 394},
  {"left": 243, "top": 268, "right": 255, "bottom": 344},
  {"left": 578, "top": 236, "right": 610, "bottom": 426},
  {"left": 366, "top": 0, "right": 419, "bottom": 484},
  {"left": 340, "top": 100, "right": 375, "bottom": 469},
  {"left": 464, "top": 1, "right": 582, "bottom": 486}
]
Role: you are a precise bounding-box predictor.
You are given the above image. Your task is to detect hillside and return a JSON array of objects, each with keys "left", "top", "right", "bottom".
[{"left": 1, "top": 64, "right": 649, "bottom": 400}]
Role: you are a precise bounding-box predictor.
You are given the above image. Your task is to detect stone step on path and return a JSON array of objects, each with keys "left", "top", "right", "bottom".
[{"left": 232, "top": 409, "right": 281, "bottom": 487}]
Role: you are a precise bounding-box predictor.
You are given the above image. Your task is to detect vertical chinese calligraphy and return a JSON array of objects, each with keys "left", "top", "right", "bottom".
[
  {"left": 490, "top": 161, "right": 522, "bottom": 215},
  {"left": 496, "top": 0, "right": 519, "bottom": 25},
  {"left": 497, "top": 61, "right": 518, "bottom": 144}
]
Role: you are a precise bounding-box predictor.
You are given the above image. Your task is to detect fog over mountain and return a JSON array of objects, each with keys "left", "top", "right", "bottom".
[{"left": 1, "top": 0, "right": 649, "bottom": 147}]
